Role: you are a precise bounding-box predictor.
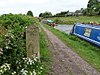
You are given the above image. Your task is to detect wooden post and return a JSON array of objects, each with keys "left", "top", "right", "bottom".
[{"left": 26, "top": 25, "right": 40, "bottom": 59}]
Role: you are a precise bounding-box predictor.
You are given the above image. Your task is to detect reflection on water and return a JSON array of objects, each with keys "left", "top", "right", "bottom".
[{"left": 54, "top": 25, "right": 73, "bottom": 34}]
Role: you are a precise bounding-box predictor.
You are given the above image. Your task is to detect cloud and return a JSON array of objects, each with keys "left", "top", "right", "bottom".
[
  {"left": 0, "top": 0, "right": 49, "bottom": 8},
  {"left": 0, "top": 0, "right": 89, "bottom": 16},
  {"left": 0, "top": 0, "right": 49, "bottom": 4}
]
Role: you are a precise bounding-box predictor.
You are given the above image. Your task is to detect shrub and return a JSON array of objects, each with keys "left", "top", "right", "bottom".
[
  {"left": 27, "top": 10, "right": 34, "bottom": 17},
  {"left": 0, "top": 14, "right": 42, "bottom": 75}
]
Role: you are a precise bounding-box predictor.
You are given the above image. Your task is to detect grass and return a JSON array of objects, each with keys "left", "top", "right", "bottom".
[
  {"left": 39, "top": 28, "right": 51, "bottom": 75},
  {"left": 44, "top": 25, "right": 100, "bottom": 71},
  {"left": 47, "top": 16, "right": 100, "bottom": 24}
]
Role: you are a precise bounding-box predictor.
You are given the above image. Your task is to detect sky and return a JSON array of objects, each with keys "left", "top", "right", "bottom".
[{"left": 0, "top": 0, "right": 89, "bottom": 16}]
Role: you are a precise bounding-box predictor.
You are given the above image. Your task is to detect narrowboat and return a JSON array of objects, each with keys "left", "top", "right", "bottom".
[{"left": 71, "top": 23, "right": 100, "bottom": 46}]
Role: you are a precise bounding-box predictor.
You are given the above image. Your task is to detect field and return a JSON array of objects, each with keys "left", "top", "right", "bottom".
[
  {"left": 48, "top": 16, "right": 100, "bottom": 24},
  {"left": 44, "top": 24, "right": 100, "bottom": 71}
]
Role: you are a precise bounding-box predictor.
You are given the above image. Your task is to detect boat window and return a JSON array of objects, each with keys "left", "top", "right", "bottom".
[{"left": 84, "top": 28, "right": 91, "bottom": 37}]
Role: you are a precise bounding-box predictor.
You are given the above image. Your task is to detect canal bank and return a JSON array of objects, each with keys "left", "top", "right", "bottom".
[
  {"left": 43, "top": 24, "right": 100, "bottom": 75},
  {"left": 44, "top": 24, "right": 100, "bottom": 72}
]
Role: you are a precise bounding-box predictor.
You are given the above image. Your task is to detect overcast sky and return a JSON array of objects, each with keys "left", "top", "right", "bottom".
[{"left": 0, "top": 0, "right": 89, "bottom": 16}]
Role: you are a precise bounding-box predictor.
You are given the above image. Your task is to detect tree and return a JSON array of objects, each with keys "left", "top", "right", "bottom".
[
  {"left": 39, "top": 13, "right": 43, "bottom": 17},
  {"left": 43, "top": 11, "right": 52, "bottom": 18},
  {"left": 27, "top": 10, "right": 33, "bottom": 17},
  {"left": 54, "top": 11, "right": 69, "bottom": 17},
  {"left": 87, "top": 0, "right": 100, "bottom": 15},
  {"left": 39, "top": 11, "right": 52, "bottom": 18},
  {"left": 82, "top": 8, "right": 88, "bottom": 16}
]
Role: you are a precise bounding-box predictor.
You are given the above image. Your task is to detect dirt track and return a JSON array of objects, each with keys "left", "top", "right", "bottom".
[{"left": 42, "top": 26, "right": 100, "bottom": 75}]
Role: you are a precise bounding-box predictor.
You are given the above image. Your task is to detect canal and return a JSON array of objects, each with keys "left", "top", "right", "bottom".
[{"left": 54, "top": 25, "right": 73, "bottom": 34}]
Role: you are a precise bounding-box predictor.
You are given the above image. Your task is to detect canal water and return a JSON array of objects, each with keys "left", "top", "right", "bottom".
[{"left": 54, "top": 25, "right": 74, "bottom": 34}]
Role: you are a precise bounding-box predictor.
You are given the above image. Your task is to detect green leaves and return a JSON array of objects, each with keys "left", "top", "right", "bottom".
[
  {"left": 87, "top": 0, "right": 100, "bottom": 15},
  {"left": 0, "top": 14, "right": 41, "bottom": 75},
  {"left": 27, "top": 10, "right": 34, "bottom": 17}
]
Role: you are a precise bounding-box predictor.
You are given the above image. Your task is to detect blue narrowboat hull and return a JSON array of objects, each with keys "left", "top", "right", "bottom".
[{"left": 72, "top": 23, "right": 100, "bottom": 46}]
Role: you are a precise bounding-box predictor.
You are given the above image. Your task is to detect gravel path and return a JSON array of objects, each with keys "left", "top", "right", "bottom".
[{"left": 42, "top": 26, "right": 100, "bottom": 75}]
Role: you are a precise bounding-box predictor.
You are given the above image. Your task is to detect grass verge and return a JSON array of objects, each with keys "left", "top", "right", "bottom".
[
  {"left": 39, "top": 28, "right": 51, "bottom": 75},
  {"left": 47, "top": 16, "right": 100, "bottom": 24},
  {"left": 44, "top": 25, "right": 100, "bottom": 71}
]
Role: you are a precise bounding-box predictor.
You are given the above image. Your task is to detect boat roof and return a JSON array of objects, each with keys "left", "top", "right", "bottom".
[
  {"left": 47, "top": 20, "right": 53, "bottom": 23},
  {"left": 75, "top": 23, "right": 100, "bottom": 30}
]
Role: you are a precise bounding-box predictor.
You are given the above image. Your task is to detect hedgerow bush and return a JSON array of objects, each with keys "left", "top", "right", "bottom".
[{"left": 0, "top": 14, "right": 43, "bottom": 75}]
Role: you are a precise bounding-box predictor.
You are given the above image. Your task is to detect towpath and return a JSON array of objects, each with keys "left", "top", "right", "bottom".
[{"left": 42, "top": 25, "right": 100, "bottom": 75}]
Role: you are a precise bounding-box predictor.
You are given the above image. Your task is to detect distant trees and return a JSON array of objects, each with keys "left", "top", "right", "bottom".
[
  {"left": 81, "top": 8, "right": 88, "bottom": 16},
  {"left": 54, "top": 11, "right": 69, "bottom": 17},
  {"left": 39, "top": 0, "right": 100, "bottom": 17},
  {"left": 27, "top": 10, "right": 33, "bottom": 17},
  {"left": 39, "top": 11, "right": 52, "bottom": 18},
  {"left": 39, "top": 13, "right": 43, "bottom": 17},
  {"left": 39, "top": 11, "right": 69, "bottom": 17}
]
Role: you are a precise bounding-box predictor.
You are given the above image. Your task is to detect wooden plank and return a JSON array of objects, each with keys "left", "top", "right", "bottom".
[{"left": 26, "top": 25, "right": 40, "bottom": 59}]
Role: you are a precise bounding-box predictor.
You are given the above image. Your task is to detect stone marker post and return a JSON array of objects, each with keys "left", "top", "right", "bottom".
[{"left": 26, "top": 25, "right": 40, "bottom": 59}]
